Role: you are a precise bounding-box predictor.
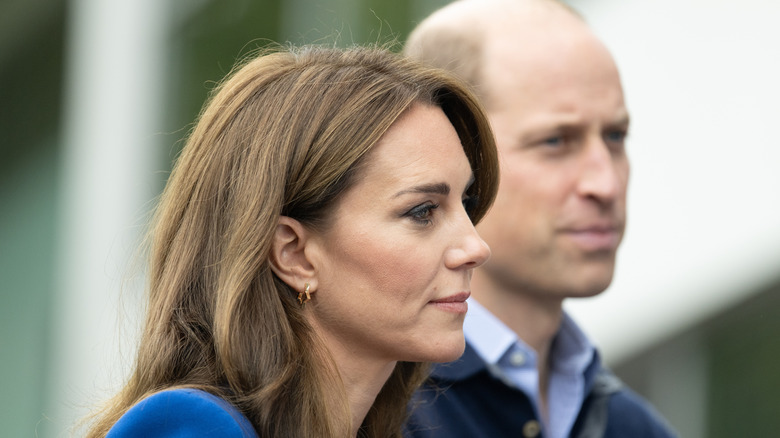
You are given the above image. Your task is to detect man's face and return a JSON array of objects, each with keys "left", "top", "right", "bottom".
[{"left": 475, "top": 26, "right": 630, "bottom": 301}]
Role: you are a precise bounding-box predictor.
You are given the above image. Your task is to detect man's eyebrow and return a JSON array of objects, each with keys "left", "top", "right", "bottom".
[
  {"left": 611, "top": 114, "right": 631, "bottom": 126},
  {"left": 393, "top": 182, "right": 450, "bottom": 198}
]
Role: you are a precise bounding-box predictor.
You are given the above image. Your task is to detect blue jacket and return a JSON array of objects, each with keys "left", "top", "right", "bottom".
[
  {"left": 107, "top": 388, "right": 258, "bottom": 437},
  {"left": 405, "top": 343, "right": 677, "bottom": 438}
]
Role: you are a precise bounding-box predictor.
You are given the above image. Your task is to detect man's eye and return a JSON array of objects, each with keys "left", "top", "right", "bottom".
[
  {"left": 605, "top": 130, "right": 628, "bottom": 143},
  {"left": 542, "top": 136, "right": 564, "bottom": 147}
]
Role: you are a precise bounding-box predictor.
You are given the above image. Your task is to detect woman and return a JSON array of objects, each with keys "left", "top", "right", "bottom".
[{"left": 87, "top": 45, "right": 498, "bottom": 438}]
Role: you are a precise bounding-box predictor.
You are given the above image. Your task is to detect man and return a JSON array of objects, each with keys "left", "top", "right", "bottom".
[{"left": 403, "top": 1, "right": 677, "bottom": 437}]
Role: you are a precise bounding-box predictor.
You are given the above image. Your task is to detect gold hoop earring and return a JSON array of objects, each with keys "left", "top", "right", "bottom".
[{"left": 297, "top": 282, "right": 312, "bottom": 305}]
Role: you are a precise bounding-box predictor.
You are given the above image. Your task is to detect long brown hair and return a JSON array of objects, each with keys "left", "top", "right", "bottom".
[{"left": 87, "top": 45, "right": 498, "bottom": 438}]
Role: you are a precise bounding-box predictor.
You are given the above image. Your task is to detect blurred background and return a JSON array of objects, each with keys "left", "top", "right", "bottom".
[{"left": 1, "top": 0, "right": 778, "bottom": 436}]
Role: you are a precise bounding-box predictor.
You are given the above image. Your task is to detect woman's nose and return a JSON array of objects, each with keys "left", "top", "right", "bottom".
[{"left": 445, "top": 214, "right": 491, "bottom": 270}]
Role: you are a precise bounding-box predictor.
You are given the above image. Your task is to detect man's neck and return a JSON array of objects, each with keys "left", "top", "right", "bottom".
[
  {"left": 470, "top": 271, "right": 566, "bottom": 418},
  {"left": 471, "top": 272, "right": 565, "bottom": 354}
]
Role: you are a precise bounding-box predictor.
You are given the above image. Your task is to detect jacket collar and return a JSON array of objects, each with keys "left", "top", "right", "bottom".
[
  {"left": 429, "top": 342, "right": 489, "bottom": 381},
  {"left": 430, "top": 341, "right": 623, "bottom": 398}
]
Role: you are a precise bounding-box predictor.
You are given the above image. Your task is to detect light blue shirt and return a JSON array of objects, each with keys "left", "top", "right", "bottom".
[{"left": 464, "top": 299, "right": 596, "bottom": 438}]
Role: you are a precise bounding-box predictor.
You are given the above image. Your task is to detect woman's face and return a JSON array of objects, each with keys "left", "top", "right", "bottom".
[{"left": 307, "top": 103, "right": 490, "bottom": 366}]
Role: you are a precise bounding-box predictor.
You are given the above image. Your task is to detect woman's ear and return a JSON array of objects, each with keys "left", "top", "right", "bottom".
[{"left": 269, "top": 216, "right": 317, "bottom": 291}]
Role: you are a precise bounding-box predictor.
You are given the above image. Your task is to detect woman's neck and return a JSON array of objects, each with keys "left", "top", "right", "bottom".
[
  {"left": 339, "top": 356, "right": 396, "bottom": 437},
  {"left": 311, "top": 321, "right": 397, "bottom": 437}
]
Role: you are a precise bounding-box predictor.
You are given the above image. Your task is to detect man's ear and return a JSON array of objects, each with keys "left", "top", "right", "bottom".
[{"left": 269, "top": 216, "right": 317, "bottom": 291}]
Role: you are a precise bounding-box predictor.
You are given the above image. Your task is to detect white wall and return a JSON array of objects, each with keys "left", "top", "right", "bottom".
[{"left": 564, "top": 0, "right": 780, "bottom": 364}]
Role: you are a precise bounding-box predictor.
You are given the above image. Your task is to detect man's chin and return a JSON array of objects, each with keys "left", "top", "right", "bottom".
[{"left": 566, "top": 272, "right": 615, "bottom": 298}]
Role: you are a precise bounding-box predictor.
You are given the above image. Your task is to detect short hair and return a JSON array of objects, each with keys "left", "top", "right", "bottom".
[
  {"left": 404, "top": 0, "right": 582, "bottom": 106},
  {"left": 87, "top": 45, "right": 498, "bottom": 438}
]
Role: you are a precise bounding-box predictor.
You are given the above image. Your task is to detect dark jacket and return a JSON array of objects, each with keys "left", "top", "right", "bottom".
[{"left": 405, "top": 343, "right": 677, "bottom": 438}]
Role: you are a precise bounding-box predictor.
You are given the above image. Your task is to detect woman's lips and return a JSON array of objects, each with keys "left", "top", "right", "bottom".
[{"left": 429, "top": 292, "right": 470, "bottom": 314}]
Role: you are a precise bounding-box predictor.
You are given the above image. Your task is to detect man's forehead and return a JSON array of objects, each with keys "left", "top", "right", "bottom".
[{"left": 481, "top": 33, "right": 621, "bottom": 97}]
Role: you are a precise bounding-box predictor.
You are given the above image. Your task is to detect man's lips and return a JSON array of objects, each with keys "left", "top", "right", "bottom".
[
  {"left": 429, "top": 292, "right": 471, "bottom": 314},
  {"left": 561, "top": 226, "right": 621, "bottom": 251}
]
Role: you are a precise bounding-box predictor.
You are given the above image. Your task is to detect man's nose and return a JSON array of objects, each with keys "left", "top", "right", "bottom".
[{"left": 576, "top": 137, "right": 626, "bottom": 203}]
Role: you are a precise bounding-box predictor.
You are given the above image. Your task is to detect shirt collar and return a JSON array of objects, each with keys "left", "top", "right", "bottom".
[
  {"left": 551, "top": 312, "right": 596, "bottom": 375},
  {"left": 463, "top": 298, "right": 521, "bottom": 365},
  {"left": 464, "top": 299, "right": 595, "bottom": 375}
]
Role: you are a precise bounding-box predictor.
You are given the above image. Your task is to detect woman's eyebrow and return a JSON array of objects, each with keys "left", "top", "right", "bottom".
[{"left": 393, "top": 182, "right": 450, "bottom": 198}]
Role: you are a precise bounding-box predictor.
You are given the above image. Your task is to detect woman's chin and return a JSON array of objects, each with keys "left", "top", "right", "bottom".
[{"left": 419, "top": 336, "right": 466, "bottom": 364}]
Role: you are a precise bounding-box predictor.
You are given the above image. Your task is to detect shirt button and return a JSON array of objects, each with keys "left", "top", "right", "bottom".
[
  {"left": 522, "top": 420, "right": 541, "bottom": 437},
  {"left": 509, "top": 351, "right": 526, "bottom": 366}
]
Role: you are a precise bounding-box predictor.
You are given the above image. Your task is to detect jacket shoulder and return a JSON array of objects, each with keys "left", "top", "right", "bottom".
[
  {"left": 604, "top": 386, "right": 679, "bottom": 437},
  {"left": 106, "top": 388, "right": 258, "bottom": 437},
  {"left": 406, "top": 345, "right": 537, "bottom": 438}
]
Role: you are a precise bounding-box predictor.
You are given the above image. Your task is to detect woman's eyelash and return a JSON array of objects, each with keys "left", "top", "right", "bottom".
[
  {"left": 462, "top": 196, "right": 478, "bottom": 218},
  {"left": 405, "top": 202, "right": 439, "bottom": 224}
]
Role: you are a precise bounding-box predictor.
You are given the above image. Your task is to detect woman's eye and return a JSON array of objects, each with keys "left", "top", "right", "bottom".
[
  {"left": 405, "top": 202, "right": 438, "bottom": 224},
  {"left": 462, "top": 196, "right": 478, "bottom": 220}
]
